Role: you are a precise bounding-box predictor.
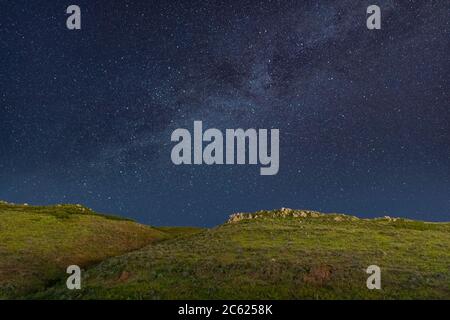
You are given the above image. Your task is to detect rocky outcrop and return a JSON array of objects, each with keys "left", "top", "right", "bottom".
[
  {"left": 226, "top": 208, "right": 404, "bottom": 224},
  {"left": 227, "top": 208, "right": 329, "bottom": 224}
]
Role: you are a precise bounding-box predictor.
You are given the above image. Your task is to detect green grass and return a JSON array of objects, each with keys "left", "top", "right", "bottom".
[
  {"left": 153, "top": 226, "right": 205, "bottom": 238},
  {"left": 30, "top": 209, "right": 450, "bottom": 300},
  {"left": 0, "top": 202, "right": 172, "bottom": 299}
]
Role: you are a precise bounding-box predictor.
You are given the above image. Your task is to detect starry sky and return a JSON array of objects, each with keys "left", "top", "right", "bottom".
[{"left": 1, "top": 0, "right": 449, "bottom": 226}]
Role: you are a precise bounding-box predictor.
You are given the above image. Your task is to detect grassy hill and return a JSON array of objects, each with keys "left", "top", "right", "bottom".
[
  {"left": 0, "top": 201, "right": 200, "bottom": 299},
  {"left": 32, "top": 208, "right": 450, "bottom": 300}
]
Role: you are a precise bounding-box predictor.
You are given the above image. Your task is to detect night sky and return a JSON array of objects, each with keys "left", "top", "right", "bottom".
[{"left": 1, "top": 0, "right": 449, "bottom": 226}]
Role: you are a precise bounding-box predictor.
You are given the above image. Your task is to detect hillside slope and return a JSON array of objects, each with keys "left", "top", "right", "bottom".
[
  {"left": 36, "top": 209, "right": 450, "bottom": 300},
  {"left": 0, "top": 201, "right": 170, "bottom": 299}
]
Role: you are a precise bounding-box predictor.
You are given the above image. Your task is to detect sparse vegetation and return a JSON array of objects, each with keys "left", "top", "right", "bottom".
[
  {"left": 0, "top": 202, "right": 172, "bottom": 299},
  {"left": 29, "top": 208, "right": 450, "bottom": 300}
]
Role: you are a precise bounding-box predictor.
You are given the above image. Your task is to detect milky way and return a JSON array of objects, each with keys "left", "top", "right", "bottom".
[{"left": 1, "top": 0, "right": 449, "bottom": 226}]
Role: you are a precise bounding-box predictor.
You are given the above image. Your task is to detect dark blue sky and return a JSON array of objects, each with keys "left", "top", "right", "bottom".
[{"left": 1, "top": 0, "right": 449, "bottom": 226}]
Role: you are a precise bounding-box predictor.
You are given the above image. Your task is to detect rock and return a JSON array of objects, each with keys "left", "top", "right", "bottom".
[
  {"left": 227, "top": 209, "right": 351, "bottom": 224},
  {"left": 227, "top": 213, "right": 245, "bottom": 223},
  {"left": 303, "top": 265, "right": 333, "bottom": 286},
  {"left": 383, "top": 216, "right": 399, "bottom": 222},
  {"left": 118, "top": 271, "right": 130, "bottom": 282}
]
